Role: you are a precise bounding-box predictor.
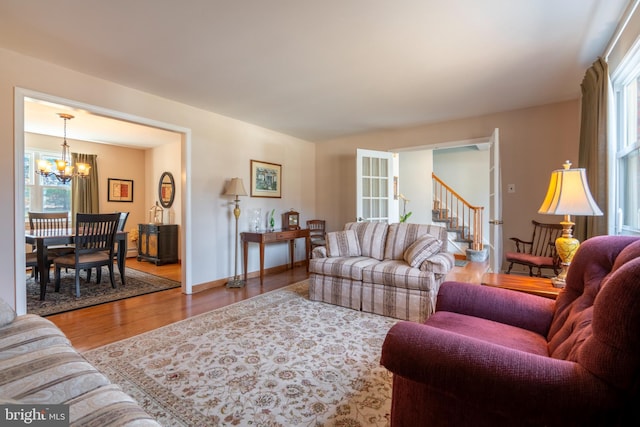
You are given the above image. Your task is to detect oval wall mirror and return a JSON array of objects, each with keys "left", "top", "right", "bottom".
[{"left": 159, "top": 171, "right": 175, "bottom": 208}]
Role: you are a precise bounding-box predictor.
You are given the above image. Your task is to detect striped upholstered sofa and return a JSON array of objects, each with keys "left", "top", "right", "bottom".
[
  {"left": 309, "top": 222, "right": 455, "bottom": 322},
  {"left": 0, "top": 299, "right": 159, "bottom": 426}
]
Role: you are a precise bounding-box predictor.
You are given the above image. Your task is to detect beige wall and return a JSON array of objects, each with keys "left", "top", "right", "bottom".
[
  {"left": 315, "top": 100, "right": 581, "bottom": 271},
  {"left": 2, "top": 47, "right": 316, "bottom": 311}
]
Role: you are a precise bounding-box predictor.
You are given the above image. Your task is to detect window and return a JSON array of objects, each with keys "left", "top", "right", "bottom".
[
  {"left": 25, "top": 149, "right": 71, "bottom": 222},
  {"left": 612, "top": 49, "right": 640, "bottom": 236}
]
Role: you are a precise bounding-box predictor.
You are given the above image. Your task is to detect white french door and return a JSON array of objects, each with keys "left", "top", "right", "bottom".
[{"left": 356, "top": 148, "right": 394, "bottom": 223}]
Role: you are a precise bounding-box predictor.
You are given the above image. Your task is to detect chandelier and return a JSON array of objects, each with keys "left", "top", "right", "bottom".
[{"left": 36, "top": 113, "right": 91, "bottom": 184}]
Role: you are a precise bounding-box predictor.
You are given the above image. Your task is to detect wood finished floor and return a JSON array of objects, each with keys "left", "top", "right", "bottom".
[{"left": 47, "top": 258, "right": 309, "bottom": 352}]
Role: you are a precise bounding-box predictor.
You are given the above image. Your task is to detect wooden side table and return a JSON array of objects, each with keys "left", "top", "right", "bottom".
[
  {"left": 481, "top": 273, "right": 561, "bottom": 299},
  {"left": 241, "top": 228, "right": 310, "bottom": 285}
]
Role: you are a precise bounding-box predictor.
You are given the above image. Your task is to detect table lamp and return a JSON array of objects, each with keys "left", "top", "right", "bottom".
[
  {"left": 538, "top": 161, "right": 603, "bottom": 287},
  {"left": 224, "top": 177, "right": 248, "bottom": 288}
]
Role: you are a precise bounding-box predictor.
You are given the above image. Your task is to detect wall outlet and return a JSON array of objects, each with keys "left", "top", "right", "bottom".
[{"left": 507, "top": 184, "right": 516, "bottom": 193}]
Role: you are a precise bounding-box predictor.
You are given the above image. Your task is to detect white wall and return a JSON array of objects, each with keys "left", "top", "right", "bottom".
[
  {"left": 2, "top": 47, "right": 315, "bottom": 312},
  {"left": 398, "top": 150, "right": 433, "bottom": 224}
]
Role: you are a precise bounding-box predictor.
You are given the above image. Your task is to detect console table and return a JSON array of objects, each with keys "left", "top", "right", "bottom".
[{"left": 241, "top": 229, "right": 310, "bottom": 285}]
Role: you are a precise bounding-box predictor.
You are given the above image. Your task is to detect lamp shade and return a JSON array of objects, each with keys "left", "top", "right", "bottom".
[
  {"left": 224, "top": 178, "right": 247, "bottom": 197},
  {"left": 538, "top": 161, "right": 603, "bottom": 216}
]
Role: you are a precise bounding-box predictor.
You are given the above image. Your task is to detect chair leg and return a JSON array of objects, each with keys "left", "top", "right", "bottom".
[
  {"left": 75, "top": 269, "right": 81, "bottom": 298},
  {"left": 506, "top": 262, "right": 514, "bottom": 274},
  {"left": 96, "top": 267, "right": 102, "bottom": 284},
  {"left": 54, "top": 267, "right": 61, "bottom": 292},
  {"left": 108, "top": 264, "right": 116, "bottom": 289},
  {"left": 86, "top": 268, "right": 92, "bottom": 283}
]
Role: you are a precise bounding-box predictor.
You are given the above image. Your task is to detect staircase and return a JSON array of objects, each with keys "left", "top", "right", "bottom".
[{"left": 432, "top": 173, "right": 484, "bottom": 257}]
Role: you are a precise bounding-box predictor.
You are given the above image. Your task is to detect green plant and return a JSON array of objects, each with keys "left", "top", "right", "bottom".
[
  {"left": 400, "top": 212, "right": 412, "bottom": 223},
  {"left": 269, "top": 209, "right": 275, "bottom": 229}
]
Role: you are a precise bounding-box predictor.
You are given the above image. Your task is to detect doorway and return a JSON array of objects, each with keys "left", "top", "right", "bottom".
[{"left": 14, "top": 88, "right": 192, "bottom": 315}]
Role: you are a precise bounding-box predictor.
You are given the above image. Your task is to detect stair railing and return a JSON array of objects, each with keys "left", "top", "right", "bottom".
[{"left": 432, "top": 173, "right": 484, "bottom": 251}]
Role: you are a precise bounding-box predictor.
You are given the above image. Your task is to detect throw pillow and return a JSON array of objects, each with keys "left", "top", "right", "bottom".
[
  {"left": 403, "top": 235, "right": 442, "bottom": 268},
  {"left": 0, "top": 297, "right": 17, "bottom": 327},
  {"left": 326, "top": 230, "right": 362, "bottom": 257}
]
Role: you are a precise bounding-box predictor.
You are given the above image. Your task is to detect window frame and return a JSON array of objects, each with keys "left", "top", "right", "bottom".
[
  {"left": 611, "top": 43, "right": 640, "bottom": 237},
  {"left": 24, "top": 148, "right": 72, "bottom": 225}
]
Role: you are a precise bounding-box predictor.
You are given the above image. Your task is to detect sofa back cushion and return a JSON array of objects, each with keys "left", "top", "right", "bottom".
[
  {"left": 326, "top": 230, "right": 362, "bottom": 257},
  {"left": 344, "top": 222, "right": 389, "bottom": 261},
  {"left": 547, "top": 236, "right": 640, "bottom": 391},
  {"left": 384, "top": 223, "right": 448, "bottom": 260}
]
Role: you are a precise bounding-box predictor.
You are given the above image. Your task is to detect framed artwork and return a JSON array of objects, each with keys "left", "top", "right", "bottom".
[
  {"left": 250, "top": 160, "right": 282, "bottom": 198},
  {"left": 108, "top": 178, "right": 134, "bottom": 202}
]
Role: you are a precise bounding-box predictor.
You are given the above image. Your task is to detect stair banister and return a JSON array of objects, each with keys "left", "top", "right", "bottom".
[{"left": 432, "top": 173, "right": 484, "bottom": 252}]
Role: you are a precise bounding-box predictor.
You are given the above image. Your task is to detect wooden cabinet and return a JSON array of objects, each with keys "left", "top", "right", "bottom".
[{"left": 137, "top": 224, "right": 178, "bottom": 265}]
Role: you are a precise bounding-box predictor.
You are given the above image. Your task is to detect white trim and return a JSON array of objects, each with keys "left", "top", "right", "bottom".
[{"left": 605, "top": 0, "right": 640, "bottom": 61}]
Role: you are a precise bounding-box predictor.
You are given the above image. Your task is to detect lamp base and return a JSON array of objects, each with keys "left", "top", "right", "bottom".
[
  {"left": 226, "top": 277, "right": 245, "bottom": 288},
  {"left": 551, "top": 269, "right": 568, "bottom": 288}
]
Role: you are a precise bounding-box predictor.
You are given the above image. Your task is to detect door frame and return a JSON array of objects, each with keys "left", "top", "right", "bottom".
[
  {"left": 394, "top": 132, "right": 501, "bottom": 268},
  {"left": 13, "top": 87, "right": 193, "bottom": 315}
]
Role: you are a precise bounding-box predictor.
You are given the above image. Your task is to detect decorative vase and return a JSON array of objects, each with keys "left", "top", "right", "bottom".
[{"left": 250, "top": 208, "right": 262, "bottom": 231}]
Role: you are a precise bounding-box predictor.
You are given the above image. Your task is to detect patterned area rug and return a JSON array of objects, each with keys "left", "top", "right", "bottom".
[
  {"left": 27, "top": 267, "right": 181, "bottom": 317},
  {"left": 83, "top": 281, "right": 399, "bottom": 426}
]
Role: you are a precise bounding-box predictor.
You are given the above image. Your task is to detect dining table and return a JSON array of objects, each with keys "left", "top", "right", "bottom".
[{"left": 25, "top": 228, "right": 128, "bottom": 301}]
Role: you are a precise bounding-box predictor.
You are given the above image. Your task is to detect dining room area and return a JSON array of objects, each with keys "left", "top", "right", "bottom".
[{"left": 22, "top": 97, "right": 183, "bottom": 316}]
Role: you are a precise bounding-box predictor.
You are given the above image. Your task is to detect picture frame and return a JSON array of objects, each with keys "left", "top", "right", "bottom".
[
  {"left": 250, "top": 160, "right": 282, "bottom": 198},
  {"left": 107, "top": 178, "right": 134, "bottom": 202}
]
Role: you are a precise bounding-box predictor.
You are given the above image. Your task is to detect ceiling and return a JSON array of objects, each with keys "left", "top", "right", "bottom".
[{"left": 0, "top": 0, "right": 631, "bottom": 144}]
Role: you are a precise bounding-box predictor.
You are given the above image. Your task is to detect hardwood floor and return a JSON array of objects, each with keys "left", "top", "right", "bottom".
[
  {"left": 47, "top": 258, "right": 309, "bottom": 352},
  {"left": 47, "top": 257, "right": 485, "bottom": 353}
]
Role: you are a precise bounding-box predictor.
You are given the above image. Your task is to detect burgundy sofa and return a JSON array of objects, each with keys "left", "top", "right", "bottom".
[{"left": 381, "top": 235, "right": 640, "bottom": 426}]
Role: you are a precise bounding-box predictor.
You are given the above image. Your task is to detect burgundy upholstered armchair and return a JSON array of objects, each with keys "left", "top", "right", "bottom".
[{"left": 381, "top": 235, "right": 640, "bottom": 427}]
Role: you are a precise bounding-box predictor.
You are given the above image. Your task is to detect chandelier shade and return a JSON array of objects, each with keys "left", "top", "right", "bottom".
[{"left": 36, "top": 113, "right": 91, "bottom": 184}]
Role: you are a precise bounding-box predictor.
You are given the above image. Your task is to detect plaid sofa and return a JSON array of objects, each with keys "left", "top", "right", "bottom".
[
  {"left": 0, "top": 299, "right": 160, "bottom": 426},
  {"left": 309, "top": 222, "right": 455, "bottom": 321}
]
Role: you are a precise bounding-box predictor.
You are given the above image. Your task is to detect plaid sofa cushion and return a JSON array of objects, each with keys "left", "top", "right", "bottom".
[
  {"left": 384, "top": 223, "right": 448, "bottom": 260},
  {"left": 362, "top": 260, "right": 441, "bottom": 291},
  {"left": 326, "top": 229, "right": 361, "bottom": 257},
  {"left": 403, "top": 235, "right": 442, "bottom": 268},
  {"left": 344, "top": 222, "right": 389, "bottom": 261},
  {"left": 309, "top": 256, "right": 380, "bottom": 281}
]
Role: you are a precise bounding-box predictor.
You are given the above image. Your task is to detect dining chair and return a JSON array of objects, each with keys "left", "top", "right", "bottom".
[
  {"left": 53, "top": 213, "right": 120, "bottom": 298},
  {"left": 28, "top": 211, "right": 75, "bottom": 256},
  {"left": 307, "top": 219, "right": 326, "bottom": 251},
  {"left": 87, "top": 211, "right": 130, "bottom": 283},
  {"left": 25, "top": 252, "right": 53, "bottom": 282}
]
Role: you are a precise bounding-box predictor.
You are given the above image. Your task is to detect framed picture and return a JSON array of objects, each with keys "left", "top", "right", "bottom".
[
  {"left": 108, "top": 178, "right": 134, "bottom": 202},
  {"left": 250, "top": 160, "right": 282, "bottom": 198}
]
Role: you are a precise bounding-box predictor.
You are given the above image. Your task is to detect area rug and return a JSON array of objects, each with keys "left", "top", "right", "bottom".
[
  {"left": 83, "top": 281, "right": 399, "bottom": 426},
  {"left": 27, "top": 267, "right": 181, "bottom": 317}
]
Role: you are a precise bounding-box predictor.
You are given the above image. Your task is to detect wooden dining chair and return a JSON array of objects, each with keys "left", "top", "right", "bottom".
[
  {"left": 307, "top": 219, "right": 326, "bottom": 250},
  {"left": 28, "top": 211, "right": 74, "bottom": 256},
  {"left": 27, "top": 211, "right": 73, "bottom": 282},
  {"left": 87, "top": 211, "right": 130, "bottom": 282},
  {"left": 53, "top": 213, "right": 120, "bottom": 298}
]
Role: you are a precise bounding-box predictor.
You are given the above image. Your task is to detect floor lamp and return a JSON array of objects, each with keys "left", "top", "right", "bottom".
[
  {"left": 225, "top": 178, "right": 248, "bottom": 288},
  {"left": 538, "top": 161, "right": 603, "bottom": 287}
]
